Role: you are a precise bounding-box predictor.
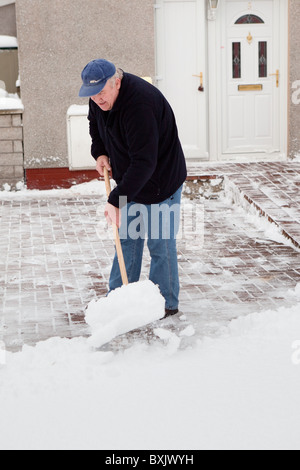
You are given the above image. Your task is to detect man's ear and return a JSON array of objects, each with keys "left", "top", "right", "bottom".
[{"left": 116, "top": 78, "right": 121, "bottom": 90}]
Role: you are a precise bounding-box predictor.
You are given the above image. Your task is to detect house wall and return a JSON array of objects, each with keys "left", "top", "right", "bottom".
[
  {"left": 0, "top": 3, "right": 17, "bottom": 37},
  {"left": 13, "top": 0, "right": 300, "bottom": 180},
  {"left": 289, "top": 0, "right": 300, "bottom": 158},
  {"left": 15, "top": 0, "right": 155, "bottom": 170}
]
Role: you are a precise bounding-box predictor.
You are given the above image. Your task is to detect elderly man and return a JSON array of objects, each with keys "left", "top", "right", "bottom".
[{"left": 79, "top": 59, "right": 187, "bottom": 317}]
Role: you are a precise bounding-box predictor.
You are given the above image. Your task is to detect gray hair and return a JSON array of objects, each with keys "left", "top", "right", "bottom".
[{"left": 109, "top": 68, "right": 124, "bottom": 87}]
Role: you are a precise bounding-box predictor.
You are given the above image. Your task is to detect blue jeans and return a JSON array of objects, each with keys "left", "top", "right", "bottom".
[{"left": 109, "top": 186, "right": 183, "bottom": 310}]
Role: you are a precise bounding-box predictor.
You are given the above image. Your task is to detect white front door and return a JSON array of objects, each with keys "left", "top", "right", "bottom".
[
  {"left": 155, "top": 0, "right": 288, "bottom": 162},
  {"left": 219, "top": 0, "right": 287, "bottom": 159},
  {"left": 155, "top": 0, "right": 208, "bottom": 160}
]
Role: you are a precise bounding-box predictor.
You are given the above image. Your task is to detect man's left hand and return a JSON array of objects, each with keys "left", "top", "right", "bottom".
[{"left": 104, "top": 202, "right": 121, "bottom": 228}]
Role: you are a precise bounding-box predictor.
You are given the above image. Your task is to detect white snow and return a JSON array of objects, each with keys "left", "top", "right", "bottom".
[
  {"left": 1, "top": 178, "right": 300, "bottom": 449},
  {"left": 223, "top": 178, "right": 300, "bottom": 250},
  {"left": 85, "top": 281, "right": 165, "bottom": 348},
  {"left": 0, "top": 35, "right": 18, "bottom": 49},
  {"left": 1, "top": 293, "right": 300, "bottom": 450},
  {"left": 0, "top": 88, "right": 23, "bottom": 111},
  {"left": 210, "top": 178, "right": 223, "bottom": 187},
  {"left": 0, "top": 178, "right": 108, "bottom": 198},
  {"left": 67, "top": 104, "right": 89, "bottom": 116},
  {"left": 179, "top": 325, "right": 195, "bottom": 337}
]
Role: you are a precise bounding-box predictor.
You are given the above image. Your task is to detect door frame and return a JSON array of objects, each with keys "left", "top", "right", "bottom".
[
  {"left": 208, "top": 0, "right": 288, "bottom": 162},
  {"left": 154, "top": 0, "right": 209, "bottom": 161}
]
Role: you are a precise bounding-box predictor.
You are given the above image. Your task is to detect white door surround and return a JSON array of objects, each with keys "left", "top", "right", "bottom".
[
  {"left": 155, "top": 0, "right": 289, "bottom": 162},
  {"left": 210, "top": 0, "right": 288, "bottom": 161}
]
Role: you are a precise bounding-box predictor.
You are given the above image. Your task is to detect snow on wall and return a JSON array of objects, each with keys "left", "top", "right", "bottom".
[
  {"left": 0, "top": 88, "right": 23, "bottom": 110},
  {"left": 0, "top": 35, "right": 18, "bottom": 48}
]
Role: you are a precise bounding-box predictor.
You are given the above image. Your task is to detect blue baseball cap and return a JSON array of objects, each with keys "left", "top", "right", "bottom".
[{"left": 79, "top": 59, "right": 116, "bottom": 97}]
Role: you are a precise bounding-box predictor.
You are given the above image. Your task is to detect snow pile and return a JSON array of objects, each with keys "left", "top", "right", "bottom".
[
  {"left": 288, "top": 283, "right": 300, "bottom": 299},
  {"left": 153, "top": 328, "right": 182, "bottom": 355},
  {"left": 0, "top": 179, "right": 107, "bottom": 198},
  {"left": 1, "top": 293, "right": 300, "bottom": 449},
  {"left": 68, "top": 179, "right": 109, "bottom": 196},
  {"left": 0, "top": 88, "right": 23, "bottom": 111},
  {"left": 85, "top": 280, "right": 165, "bottom": 347},
  {"left": 1, "top": 296, "right": 300, "bottom": 450}
]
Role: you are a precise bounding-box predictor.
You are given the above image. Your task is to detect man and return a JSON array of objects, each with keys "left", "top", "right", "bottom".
[{"left": 79, "top": 59, "right": 187, "bottom": 316}]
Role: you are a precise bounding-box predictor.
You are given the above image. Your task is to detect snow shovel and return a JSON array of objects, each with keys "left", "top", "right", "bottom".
[
  {"left": 84, "top": 169, "right": 166, "bottom": 348},
  {"left": 104, "top": 167, "right": 129, "bottom": 286}
]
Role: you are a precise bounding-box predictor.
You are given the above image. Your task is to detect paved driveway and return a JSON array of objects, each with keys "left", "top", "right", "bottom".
[{"left": 1, "top": 162, "right": 300, "bottom": 351}]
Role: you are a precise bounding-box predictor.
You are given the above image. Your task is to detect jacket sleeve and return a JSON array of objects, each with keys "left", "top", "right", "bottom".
[
  {"left": 108, "top": 104, "right": 159, "bottom": 208},
  {"left": 88, "top": 101, "right": 108, "bottom": 161}
]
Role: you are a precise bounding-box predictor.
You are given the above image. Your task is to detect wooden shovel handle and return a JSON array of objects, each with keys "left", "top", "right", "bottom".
[{"left": 103, "top": 167, "right": 129, "bottom": 286}]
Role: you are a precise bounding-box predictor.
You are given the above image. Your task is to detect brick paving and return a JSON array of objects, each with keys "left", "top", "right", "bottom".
[
  {"left": 188, "top": 161, "right": 300, "bottom": 249},
  {"left": 1, "top": 162, "right": 300, "bottom": 352}
]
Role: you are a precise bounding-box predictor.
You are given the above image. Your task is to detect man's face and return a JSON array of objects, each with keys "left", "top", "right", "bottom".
[{"left": 91, "top": 78, "right": 121, "bottom": 111}]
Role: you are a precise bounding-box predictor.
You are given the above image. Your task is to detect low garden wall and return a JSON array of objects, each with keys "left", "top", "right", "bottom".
[{"left": 0, "top": 108, "right": 24, "bottom": 189}]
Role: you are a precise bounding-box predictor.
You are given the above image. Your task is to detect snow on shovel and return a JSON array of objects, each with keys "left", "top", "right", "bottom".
[{"left": 85, "top": 168, "right": 165, "bottom": 348}]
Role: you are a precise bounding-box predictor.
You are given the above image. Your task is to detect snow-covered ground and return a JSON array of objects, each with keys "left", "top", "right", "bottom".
[
  {"left": 0, "top": 296, "right": 300, "bottom": 450},
  {"left": 0, "top": 180, "right": 300, "bottom": 450}
]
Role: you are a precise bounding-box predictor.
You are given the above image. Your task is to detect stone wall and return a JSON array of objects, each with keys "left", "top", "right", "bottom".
[{"left": 0, "top": 110, "right": 24, "bottom": 189}]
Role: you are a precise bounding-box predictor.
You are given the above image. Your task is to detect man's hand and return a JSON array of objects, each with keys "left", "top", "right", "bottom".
[
  {"left": 96, "top": 155, "right": 112, "bottom": 177},
  {"left": 105, "top": 202, "right": 121, "bottom": 228},
  {"left": 97, "top": 156, "right": 120, "bottom": 227}
]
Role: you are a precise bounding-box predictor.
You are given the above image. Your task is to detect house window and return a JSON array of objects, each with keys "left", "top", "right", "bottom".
[
  {"left": 235, "top": 14, "right": 264, "bottom": 24},
  {"left": 233, "top": 42, "right": 241, "bottom": 79}
]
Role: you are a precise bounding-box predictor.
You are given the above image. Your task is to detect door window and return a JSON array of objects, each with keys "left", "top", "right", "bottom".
[
  {"left": 232, "top": 42, "right": 241, "bottom": 79},
  {"left": 259, "top": 41, "right": 268, "bottom": 78},
  {"left": 235, "top": 14, "right": 264, "bottom": 24}
]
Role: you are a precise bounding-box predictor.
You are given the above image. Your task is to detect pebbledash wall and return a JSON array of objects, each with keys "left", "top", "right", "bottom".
[
  {"left": 15, "top": 0, "right": 155, "bottom": 189},
  {"left": 289, "top": 0, "right": 300, "bottom": 159},
  {"left": 7, "top": 0, "right": 300, "bottom": 190}
]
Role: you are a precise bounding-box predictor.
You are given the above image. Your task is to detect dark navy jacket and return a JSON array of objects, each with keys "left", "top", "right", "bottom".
[{"left": 88, "top": 72, "right": 187, "bottom": 208}]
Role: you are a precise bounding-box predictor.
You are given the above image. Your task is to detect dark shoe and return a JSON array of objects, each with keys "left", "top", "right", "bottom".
[{"left": 164, "top": 308, "right": 179, "bottom": 318}]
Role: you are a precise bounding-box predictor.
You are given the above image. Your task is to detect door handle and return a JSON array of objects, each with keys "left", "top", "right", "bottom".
[
  {"left": 193, "top": 73, "right": 204, "bottom": 92},
  {"left": 269, "top": 70, "right": 279, "bottom": 88}
]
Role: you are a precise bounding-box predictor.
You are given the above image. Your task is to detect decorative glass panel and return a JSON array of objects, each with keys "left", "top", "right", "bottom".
[
  {"left": 235, "top": 14, "right": 264, "bottom": 24},
  {"left": 259, "top": 41, "right": 268, "bottom": 77},
  {"left": 233, "top": 42, "right": 241, "bottom": 79}
]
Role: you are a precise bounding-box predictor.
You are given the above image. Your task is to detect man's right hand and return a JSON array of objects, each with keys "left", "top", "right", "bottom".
[{"left": 96, "top": 155, "right": 112, "bottom": 177}]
